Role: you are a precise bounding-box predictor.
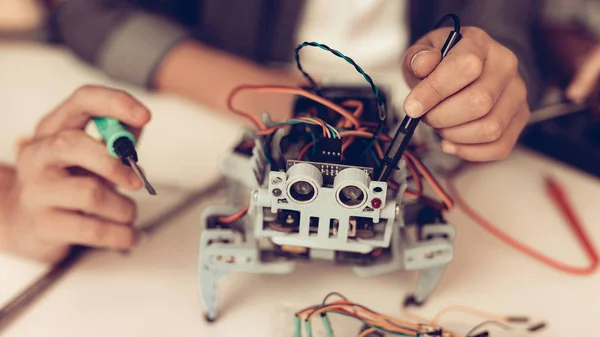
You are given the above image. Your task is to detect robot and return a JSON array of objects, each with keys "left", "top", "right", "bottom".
[{"left": 198, "top": 84, "right": 456, "bottom": 322}]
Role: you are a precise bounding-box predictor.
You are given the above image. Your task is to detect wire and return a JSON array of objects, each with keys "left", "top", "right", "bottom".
[
  {"left": 255, "top": 118, "right": 335, "bottom": 137},
  {"left": 464, "top": 321, "right": 512, "bottom": 337},
  {"left": 217, "top": 206, "right": 249, "bottom": 224},
  {"left": 321, "top": 292, "right": 349, "bottom": 305},
  {"left": 431, "top": 305, "right": 506, "bottom": 325},
  {"left": 404, "top": 154, "right": 423, "bottom": 196},
  {"left": 301, "top": 301, "right": 420, "bottom": 333},
  {"left": 338, "top": 100, "right": 364, "bottom": 128},
  {"left": 297, "top": 141, "right": 314, "bottom": 160},
  {"left": 294, "top": 42, "right": 386, "bottom": 120},
  {"left": 228, "top": 85, "right": 361, "bottom": 129},
  {"left": 359, "top": 327, "right": 378, "bottom": 337},
  {"left": 338, "top": 130, "right": 390, "bottom": 142},
  {"left": 434, "top": 13, "right": 461, "bottom": 31},
  {"left": 404, "top": 151, "right": 454, "bottom": 210},
  {"left": 447, "top": 172, "right": 599, "bottom": 275},
  {"left": 319, "top": 314, "right": 335, "bottom": 337}
]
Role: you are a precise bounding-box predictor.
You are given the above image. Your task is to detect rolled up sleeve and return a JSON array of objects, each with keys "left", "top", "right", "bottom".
[{"left": 52, "top": 0, "right": 190, "bottom": 88}]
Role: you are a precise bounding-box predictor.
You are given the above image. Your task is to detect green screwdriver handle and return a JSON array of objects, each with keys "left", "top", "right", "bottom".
[{"left": 92, "top": 117, "right": 136, "bottom": 159}]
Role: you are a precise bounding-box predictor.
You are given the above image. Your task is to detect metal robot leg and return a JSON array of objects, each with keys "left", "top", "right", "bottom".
[
  {"left": 402, "top": 223, "right": 456, "bottom": 307},
  {"left": 198, "top": 205, "right": 296, "bottom": 321}
]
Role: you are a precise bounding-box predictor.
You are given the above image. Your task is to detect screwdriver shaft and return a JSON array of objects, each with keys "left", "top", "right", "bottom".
[{"left": 126, "top": 156, "right": 157, "bottom": 195}]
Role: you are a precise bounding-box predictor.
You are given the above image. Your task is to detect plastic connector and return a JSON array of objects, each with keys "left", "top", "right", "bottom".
[{"left": 113, "top": 137, "right": 138, "bottom": 166}]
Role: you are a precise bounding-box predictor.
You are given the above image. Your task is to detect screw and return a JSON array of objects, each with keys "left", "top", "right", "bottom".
[
  {"left": 272, "top": 188, "right": 282, "bottom": 197},
  {"left": 253, "top": 190, "right": 258, "bottom": 201},
  {"left": 272, "top": 177, "right": 283, "bottom": 184}
]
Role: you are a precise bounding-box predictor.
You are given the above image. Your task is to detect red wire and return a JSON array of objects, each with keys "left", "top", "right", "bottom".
[
  {"left": 447, "top": 175, "right": 599, "bottom": 276},
  {"left": 217, "top": 206, "right": 249, "bottom": 224}
]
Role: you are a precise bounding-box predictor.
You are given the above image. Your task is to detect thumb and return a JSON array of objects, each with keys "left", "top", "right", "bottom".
[
  {"left": 402, "top": 28, "right": 461, "bottom": 88},
  {"left": 566, "top": 50, "right": 600, "bottom": 101},
  {"left": 402, "top": 44, "right": 442, "bottom": 88}
]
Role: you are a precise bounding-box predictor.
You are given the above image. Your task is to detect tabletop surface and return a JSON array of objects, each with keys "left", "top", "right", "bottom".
[
  {"left": 1, "top": 149, "right": 598, "bottom": 337},
  {"left": 1, "top": 42, "right": 599, "bottom": 337}
]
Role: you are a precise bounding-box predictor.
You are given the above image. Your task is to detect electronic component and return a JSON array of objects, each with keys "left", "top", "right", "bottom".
[
  {"left": 287, "top": 160, "right": 373, "bottom": 186},
  {"left": 93, "top": 117, "right": 156, "bottom": 195},
  {"left": 197, "top": 17, "right": 459, "bottom": 321},
  {"left": 314, "top": 138, "right": 342, "bottom": 163},
  {"left": 197, "top": 82, "right": 456, "bottom": 321},
  {"left": 287, "top": 292, "right": 546, "bottom": 337}
]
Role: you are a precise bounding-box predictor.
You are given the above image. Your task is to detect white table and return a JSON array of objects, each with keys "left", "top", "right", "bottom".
[{"left": 1, "top": 42, "right": 599, "bottom": 337}]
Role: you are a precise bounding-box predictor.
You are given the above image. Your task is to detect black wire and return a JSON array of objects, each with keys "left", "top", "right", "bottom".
[
  {"left": 294, "top": 41, "right": 386, "bottom": 121},
  {"left": 434, "top": 13, "right": 461, "bottom": 31},
  {"left": 464, "top": 320, "right": 512, "bottom": 337},
  {"left": 321, "top": 292, "right": 349, "bottom": 305}
]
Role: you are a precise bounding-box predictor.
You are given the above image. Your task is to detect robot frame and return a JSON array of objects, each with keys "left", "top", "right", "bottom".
[{"left": 198, "top": 83, "right": 457, "bottom": 322}]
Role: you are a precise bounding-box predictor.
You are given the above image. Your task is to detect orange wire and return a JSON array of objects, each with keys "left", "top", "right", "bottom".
[
  {"left": 304, "top": 303, "right": 419, "bottom": 334},
  {"left": 447, "top": 173, "right": 599, "bottom": 275},
  {"left": 227, "top": 85, "right": 361, "bottom": 129},
  {"left": 303, "top": 301, "right": 421, "bottom": 330},
  {"left": 359, "top": 328, "right": 378, "bottom": 337},
  {"left": 431, "top": 305, "right": 506, "bottom": 325},
  {"left": 404, "top": 154, "right": 423, "bottom": 196},
  {"left": 339, "top": 130, "right": 390, "bottom": 143},
  {"left": 338, "top": 100, "right": 364, "bottom": 128},
  {"left": 297, "top": 141, "right": 314, "bottom": 160},
  {"left": 217, "top": 206, "right": 249, "bottom": 224},
  {"left": 404, "top": 151, "right": 454, "bottom": 210},
  {"left": 255, "top": 124, "right": 290, "bottom": 135},
  {"left": 298, "top": 117, "right": 330, "bottom": 137}
]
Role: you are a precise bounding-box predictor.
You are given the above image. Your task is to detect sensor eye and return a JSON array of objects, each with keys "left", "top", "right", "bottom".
[
  {"left": 285, "top": 162, "right": 322, "bottom": 204},
  {"left": 338, "top": 185, "right": 366, "bottom": 208},
  {"left": 289, "top": 180, "right": 316, "bottom": 202}
]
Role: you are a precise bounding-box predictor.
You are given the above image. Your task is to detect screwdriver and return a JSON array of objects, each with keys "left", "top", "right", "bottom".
[{"left": 93, "top": 117, "right": 157, "bottom": 195}]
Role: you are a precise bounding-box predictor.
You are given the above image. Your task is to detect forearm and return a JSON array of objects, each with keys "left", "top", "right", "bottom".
[
  {"left": 154, "top": 40, "right": 302, "bottom": 122},
  {"left": 539, "top": 24, "right": 598, "bottom": 85}
]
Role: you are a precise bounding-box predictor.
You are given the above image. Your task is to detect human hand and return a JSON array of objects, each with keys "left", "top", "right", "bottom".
[
  {"left": 565, "top": 44, "right": 600, "bottom": 102},
  {"left": 0, "top": 85, "right": 151, "bottom": 263},
  {"left": 402, "top": 27, "right": 530, "bottom": 161}
]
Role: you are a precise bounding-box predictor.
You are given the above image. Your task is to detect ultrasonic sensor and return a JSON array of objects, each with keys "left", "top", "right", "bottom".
[
  {"left": 338, "top": 185, "right": 366, "bottom": 207},
  {"left": 286, "top": 162, "right": 323, "bottom": 204},
  {"left": 289, "top": 180, "right": 317, "bottom": 203}
]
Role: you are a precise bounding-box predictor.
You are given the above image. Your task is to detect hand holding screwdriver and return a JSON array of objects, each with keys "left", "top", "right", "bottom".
[
  {"left": 0, "top": 85, "right": 152, "bottom": 263},
  {"left": 93, "top": 117, "right": 156, "bottom": 195}
]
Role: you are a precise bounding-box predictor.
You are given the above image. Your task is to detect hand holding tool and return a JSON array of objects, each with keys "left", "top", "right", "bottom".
[
  {"left": 93, "top": 117, "right": 157, "bottom": 195},
  {"left": 376, "top": 13, "right": 462, "bottom": 182}
]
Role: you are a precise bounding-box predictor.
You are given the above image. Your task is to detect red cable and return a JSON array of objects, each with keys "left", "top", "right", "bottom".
[
  {"left": 217, "top": 206, "right": 249, "bottom": 224},
  {"left": 447, "top": 175, "right": 599, "bottom": 276}
]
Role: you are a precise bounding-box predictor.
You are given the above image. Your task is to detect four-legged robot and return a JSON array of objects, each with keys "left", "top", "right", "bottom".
[{"left": 198, "top": 85, "right": 456, "bottom": 321}]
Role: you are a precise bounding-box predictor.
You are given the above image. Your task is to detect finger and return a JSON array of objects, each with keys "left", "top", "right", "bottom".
[
  {"left": 25, "top": 177, "right": 136, "bottom": 224},
  {"left": 403, "top": 27, "right": 463, "bottom": 86},
  {"left": 35, "top": 85, "right": 151, "bottom": 138},
  {"left": 33, "top": 209, "right": 137, "bottom": 249},
  {"left": 21, "top": 130, "right": 142, "bottom": 190},
  {"left": 436, "top": 76, "right": 526, "bottom": 144},
  {"left": 402, "top": 44, "right": 443, "bottom": 88},
  {"left": 566, "top": 53, "right": 600, "bottom": 101},
  {"left": 404, "top": 28, "right": 491, "bottom": 118},
  {"left": 422, "top": 43, "right": 518, "bottom": 128},
  {"left": 440, "top": 104, "right": 530, "bottom": 161}
]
